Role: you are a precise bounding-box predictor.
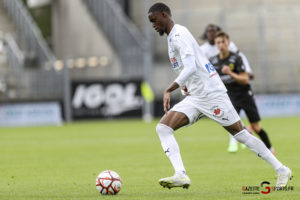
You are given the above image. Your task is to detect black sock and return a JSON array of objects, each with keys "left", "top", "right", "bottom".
[{"left": 257, "top": 129, "right": 272, "bottom": 149}]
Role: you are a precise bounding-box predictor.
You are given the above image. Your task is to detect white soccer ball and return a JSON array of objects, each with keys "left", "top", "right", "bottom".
[{"left": 96, "top": 170, "right": 122, "bottom": 195}]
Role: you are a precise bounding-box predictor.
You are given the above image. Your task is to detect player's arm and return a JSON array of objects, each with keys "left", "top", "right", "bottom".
[
  {"left": 238, "top": 52, "right": 254, "bottom": 80},
  {"left": 230, "top": 41, "right": 254, "bottom": 80},
  {"left": 222, "top": 56, "right": 249, "bottom": 85},
  {"left": 174, "top": 55, "right": 197, "bottom": 86},
  {"left": 181, "top": 85, "right": 190, "bottom": 96},
  {"left": 163, "top": 82, "right": 179, "bottom": 114},
  {"left": 164, "top": 55, "right": 196, "bottom": 113},
  {"left": 165, "top": 55, "right": 196, "bottom": 95},
  {"left": 222, "top": 67, "right": 249, "bottom": 84}
]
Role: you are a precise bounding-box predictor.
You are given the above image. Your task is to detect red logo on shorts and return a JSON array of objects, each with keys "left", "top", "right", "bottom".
[
  {"left": 211, "top": 105, "right": 224, "bottom": 118},
  {"left": 214, "top": 108, "right": 221, "bottom": 116}
]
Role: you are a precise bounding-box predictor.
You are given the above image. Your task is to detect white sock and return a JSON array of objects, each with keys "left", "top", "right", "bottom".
[
  {"left": 156, "top": 123, "right": 186, "bottom": 174},
  {"left": 234, "top": 129, "right": 284, "bottom": 172},
  {"left": 229, "top": 134, "right": 238, "bottom": 145},
  {"left": 276, "top": 165, "right": 289, "bottom": 174}
]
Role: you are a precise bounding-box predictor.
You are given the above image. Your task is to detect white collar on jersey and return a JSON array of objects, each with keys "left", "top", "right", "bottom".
[{"left": 167, "top": 24, "right": 178, "bottom": 39}]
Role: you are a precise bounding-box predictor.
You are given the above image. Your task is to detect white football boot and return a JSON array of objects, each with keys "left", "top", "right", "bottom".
[
  {"left": 227, "top": 143, "right": 238, "bottom": 153},
  {"left": 276, "top": 166, "right": 293, "bottom": 187},
  {"left": 159, "top": 173, "right": 191, "bottom": 189}
]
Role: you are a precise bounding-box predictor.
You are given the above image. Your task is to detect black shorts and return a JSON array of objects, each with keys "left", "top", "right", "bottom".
[{"left": 228, "top": 91, "right": 261, "bottom": 123}]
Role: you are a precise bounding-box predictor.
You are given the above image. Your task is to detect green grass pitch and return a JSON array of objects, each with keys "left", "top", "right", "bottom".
[{"left": 0, "top": 117, "right": 299, "bottom": 200}]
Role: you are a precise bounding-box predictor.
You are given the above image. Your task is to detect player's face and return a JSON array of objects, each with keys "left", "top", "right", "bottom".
[
  {"left": 215, "top": 36, "right": 230, "bottom": 53},
  {"left": 148, "top": 12, "right": 167, "bottom": 36},
  {"left": 206, "top": 26, "right": 218, "bottom": 44}
]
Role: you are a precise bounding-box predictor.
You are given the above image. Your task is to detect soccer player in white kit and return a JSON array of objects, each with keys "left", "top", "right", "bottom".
[{"left": 148, "top": 3, "right": 292, "bottom": 189}]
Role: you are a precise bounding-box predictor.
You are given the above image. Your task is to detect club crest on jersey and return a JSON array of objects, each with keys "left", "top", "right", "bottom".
[
  {"left": 211, "top": 105, "right": 224, "bottom": 118},
  {"left": 170, "top": 57, "right": 179, "bottom": 68},
  {"left": 229, "top": 63, "right": 234, "bottom": 70}
]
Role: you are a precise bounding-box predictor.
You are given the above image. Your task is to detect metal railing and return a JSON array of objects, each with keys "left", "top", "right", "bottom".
[
  {"left": 2, "top": 0, "right": 56, "bottom": 68},
  {"left": 82, "top": 0, "right": 145, "bottom": 78},
  {"left": 4, "top": 33, "right": 24, "bottom": 97},
  {"left": 1, "top": 0, "right": 63, "bottom": 100},
  {"left": 82, "top": 0, "right": 154, "bottom": 120},
  {"left": 4, "top": 33, "right": 24, "bottom": 71}
]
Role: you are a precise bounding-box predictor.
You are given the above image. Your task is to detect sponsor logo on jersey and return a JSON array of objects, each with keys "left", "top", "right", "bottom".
[
  {"left": 205, "top": 62, "right": 217, "bottom": 77},
  {"left": 229, "top": 63, "right": 234, "bottom": 70},
  {"left": 229, "top": 56, "right": 236, "bottom": 63},
  {"left": 170, "top": 57, "right": 179, "bottom": 68}
]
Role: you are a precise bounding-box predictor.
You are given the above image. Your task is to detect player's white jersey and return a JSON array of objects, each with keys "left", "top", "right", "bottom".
[
  {"left": 200, "top": 41, "right": 253, "bottom": 74},
  {"left": 167, "top": 24, "right": 227, "bottom": 98},
  {"left": 200, "top": 41, "right": 238, "bottom": 59}
]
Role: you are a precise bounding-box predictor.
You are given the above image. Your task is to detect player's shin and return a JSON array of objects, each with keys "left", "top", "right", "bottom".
[
  {"left": 233, "top": 129, "right": 283, "bottom": 171},
  {"left": 156, "top": 123, "right": 186, "bottom": 174}
]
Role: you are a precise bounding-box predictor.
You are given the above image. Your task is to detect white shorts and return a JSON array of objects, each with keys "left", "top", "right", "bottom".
[{"left": 170, "top": 93, "right": 240, "bottom": 126}]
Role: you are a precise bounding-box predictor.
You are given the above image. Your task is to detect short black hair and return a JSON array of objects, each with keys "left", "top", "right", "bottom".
[
  {"left": 200, "top": 24, "right": 222, "bottom": 40},
  {"left": 215, "top": 31, "right": 230, "bottom": 40},
  {"left": 148, "top": 2, "right": 171, "bottom": 16}
]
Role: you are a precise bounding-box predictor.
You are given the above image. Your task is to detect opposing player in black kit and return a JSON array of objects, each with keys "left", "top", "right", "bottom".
[{"left": 210, "top": 31, "right": 275, "bottom": 154}]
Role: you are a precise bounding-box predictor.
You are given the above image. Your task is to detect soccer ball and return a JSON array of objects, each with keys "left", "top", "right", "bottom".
[{"left": 96, "top": 170, "right": 122, "bottom": 195}]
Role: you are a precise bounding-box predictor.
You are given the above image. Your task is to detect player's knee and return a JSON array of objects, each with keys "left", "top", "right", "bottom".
[
  {"left": 156, "top": 123, "right": 166, "bottom": 134},
  {"left": 224, "top": 120, "right": 243, "bottom": 135},
  {"left": 156, "top": 123, "right": 173, "bottom": 135},
  {"left": 156, "top": 123, "right": 163, "bottom": 134}
]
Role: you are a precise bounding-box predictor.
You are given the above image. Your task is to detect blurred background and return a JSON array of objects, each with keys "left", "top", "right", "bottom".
[{"left": 0, "top": 0, "right": 299, "bottom": 126}]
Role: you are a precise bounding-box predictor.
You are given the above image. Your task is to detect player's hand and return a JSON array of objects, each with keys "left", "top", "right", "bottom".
[
  {"left": 163, "top": 91, "right": 171, "bottom": 114},
  {"left": 222, "top": 65, "right": 231, "bottom": 75},
  {"left": 181, "top": 85, "right": 190, "bottom": 96}
]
